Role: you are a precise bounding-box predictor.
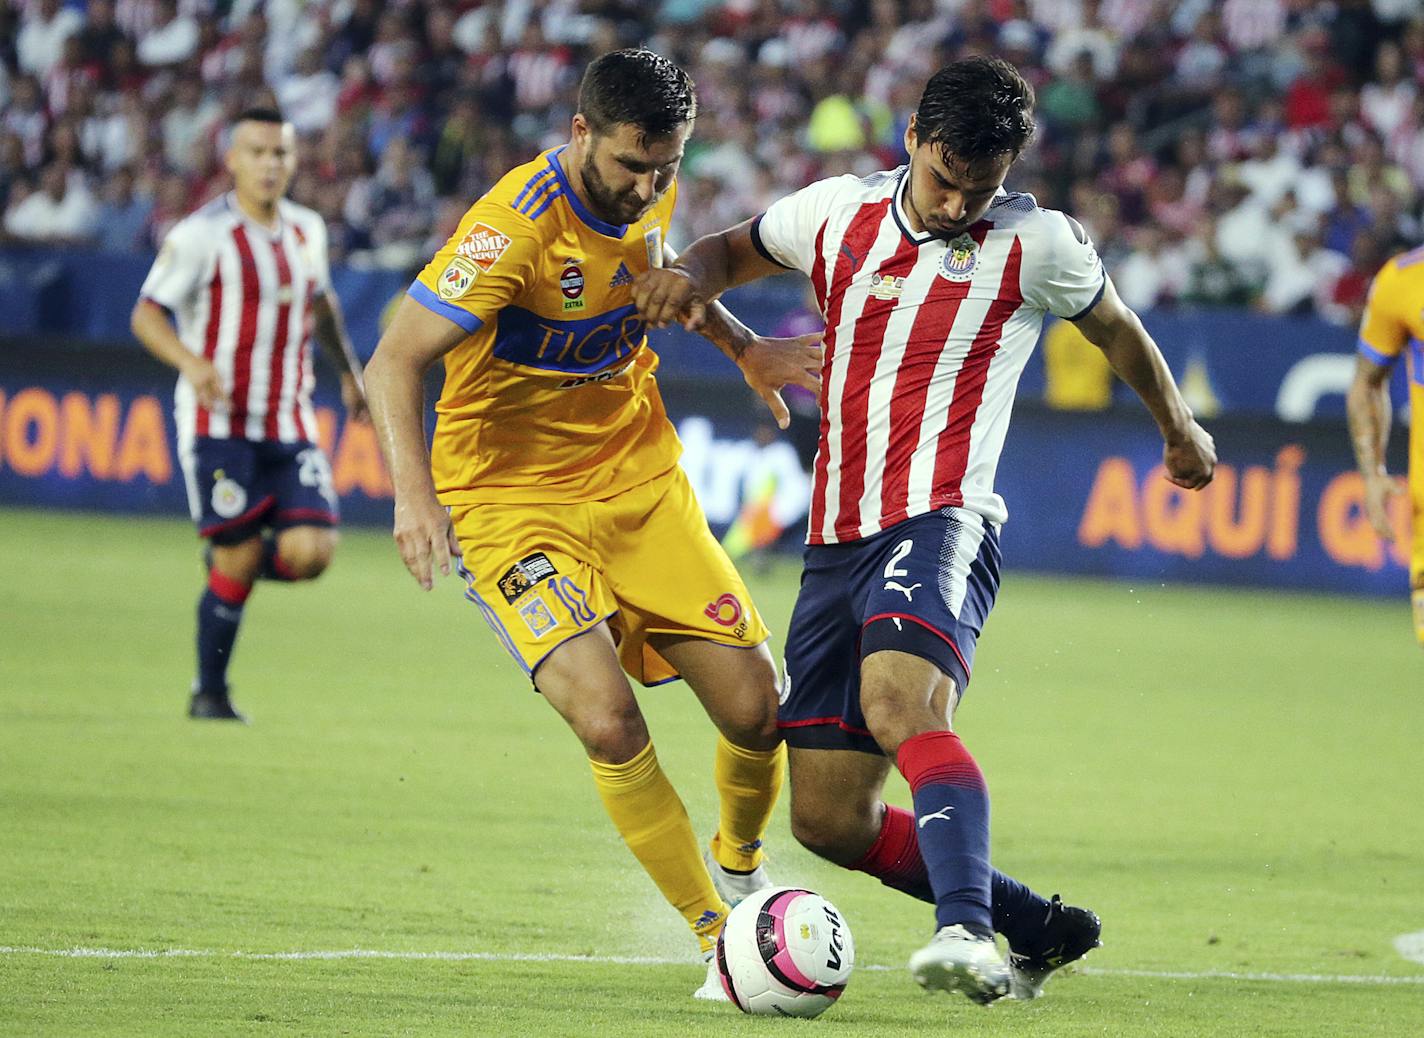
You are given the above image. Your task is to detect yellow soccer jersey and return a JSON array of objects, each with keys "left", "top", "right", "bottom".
[
  {"left": 412, "top": 147, "right": 680, "bottom": 504},
  {"left": 1357, "top": 246, "right": 1424, "bottom": 589}
]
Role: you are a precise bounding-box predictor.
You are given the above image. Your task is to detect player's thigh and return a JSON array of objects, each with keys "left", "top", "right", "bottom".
[
  {"left": 855, "top": 507, "right": 1001, "bottom": 723},
  {"left": 533, "top": 621, "right": 650, "bottom": 765},
  {"left": 780, "top": 545, "right": 880, "bottom": 755},
  {"left": 448, "top": 500, "right": 618, "bottom": 681},
  {"left": 648, "top": 633, "right": 779, "bottom": 750},
  {"left": 786, "top": 745, "right": 893, "bottom": 863},
  {"left": 180, "top": 436, "right": 271, "bottom": 544},
  {"left": 594, "top": 468, "right": 770, "bottom": 684},
  {"left": 262, "top": 441, "right": 340, "bottom": 533}
]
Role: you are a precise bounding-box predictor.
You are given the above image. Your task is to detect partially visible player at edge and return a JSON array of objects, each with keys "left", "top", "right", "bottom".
[
  {"left": 131, "top": 107, "right": 368, "bottom": 723},
  {"left": 1347, "top": 245, "right": 1424, "bottom": 646},
  {"left": 362, "top": 49, "right": 821, "bottom": 998},
  {"left": 634, "top": 56, "right": 1216, "bottom": 1004}
]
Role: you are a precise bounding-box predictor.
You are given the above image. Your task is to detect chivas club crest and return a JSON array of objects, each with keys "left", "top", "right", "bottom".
[{"left": 938, "top": 234, "right": 980, "bottom": 282}]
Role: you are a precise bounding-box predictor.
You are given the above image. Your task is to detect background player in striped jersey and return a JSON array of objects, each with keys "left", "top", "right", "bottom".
[
  {"left": 363, "top": 50, "right": 820, "bottom": 998},
  {"left": 1348, "top": 245, "right": 1424, "bottom": 646},
  {"left": 635, "top": 56, "right": 1216, "bottom": 1004},
  {"left": 131, "top": 108, "right": 368, "bottom": 723}
]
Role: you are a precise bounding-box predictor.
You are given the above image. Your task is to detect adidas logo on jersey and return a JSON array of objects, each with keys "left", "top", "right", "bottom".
[{"left": 609, "top": 262, "right": 633, "bottom": 287}]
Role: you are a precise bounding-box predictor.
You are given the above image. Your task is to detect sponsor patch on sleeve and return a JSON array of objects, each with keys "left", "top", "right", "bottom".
[{"left": 456, "top": 222, "right": 514, "bottom": 270}]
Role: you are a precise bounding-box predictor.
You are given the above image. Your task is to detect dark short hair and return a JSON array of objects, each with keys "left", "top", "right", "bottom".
[
  {"left": 231, "top": 107, "right": 285, "bottom": 129},
  {"left": 914, "top": 56, "right": 1035, "bottom": 166},
  {"left": 578, "top": 48, "right": 696, "bottom": 144}
]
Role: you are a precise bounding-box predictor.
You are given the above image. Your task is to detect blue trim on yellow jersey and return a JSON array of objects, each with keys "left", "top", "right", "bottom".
[
  {"left": 526, "top": 187, "right": 563, "bottom": 221},
  {"left": 1398, "top": 245, "right": 1424, "bottom": 269},
  {"left": 1410, "top": 337, "right": 1424, "bottom": 387},
  {"left": 408, "top": 280, "right": 485, "bottom": 334},
  {"left": 548, "top": 147, "right": 628, "bottom": 239},
  {"left": 512, "top": 168, "right": 556, "bottom": 211},
  {"left": 1358, "top": 337, "right": 1398, "bottom": 368},
  {"left": 456, "top": 556, "right": 530, "bottom": 673},
  {"left": 493, "top": 303, "right": 645, "bottom": 374},
  {"left": 526, "top": 611, "right": 621, "bottom": 683},
  {"left": 517, "top": 175, "right": 559, "bottom": 216}
]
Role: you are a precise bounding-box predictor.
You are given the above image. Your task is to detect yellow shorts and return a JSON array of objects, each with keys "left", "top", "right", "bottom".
[{"left": 449, "top": 467, "right": 770, "bottom": 685}]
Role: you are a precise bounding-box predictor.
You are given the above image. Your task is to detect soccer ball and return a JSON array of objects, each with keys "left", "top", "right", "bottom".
[{"left": 715, "top": 886, "right": 854, "bottom": 1018}]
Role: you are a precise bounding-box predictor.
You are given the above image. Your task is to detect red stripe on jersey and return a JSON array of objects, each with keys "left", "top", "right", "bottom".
[
  {"left": 263, "top": 234, "right": 294, "bottom": 440},
  {"left": 294, "top": 280, "right": 313, "bottom": 443},
  {"left": 879, "top": 224, "right": 992, "bottom": 527},
  {"left": 230, "top": 226, "right": 261, "bottom": 433},
  {"left": 929, "top": 236, "right": 1024, "bottom": 503},
  {"left": 832, "top": 238, "right": 919, "bottom": 541},
  {"left": 196, "top": 264, "right": 224, "bottom": 438},
  {"left": 809, "top": 221, "right": 829, "bottom": 315},
  {"left": 808, "top": 198, "right": 893, "bottom": 540}
]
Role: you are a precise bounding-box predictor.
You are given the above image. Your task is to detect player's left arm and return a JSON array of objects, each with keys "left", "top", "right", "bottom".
[
  {"left": 1073, "top": 277, "right": 1216, "bottom": 489},
  {"left": 310, "top": 292, "right": 369, "bottom": 423},
  {"left": 661, "top": 241, "right": 821, "bottom": 430},
  {"left": 1346, "top": 261, "right": 1408, "bottom": 540}
]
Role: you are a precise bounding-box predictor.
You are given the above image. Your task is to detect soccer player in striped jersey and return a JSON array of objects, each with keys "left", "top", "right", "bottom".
[
  {"left": 131, "top": 107, "right": 368, "bottom": 723},
  {"left": 364, "top": 50, "right": 820, "bottom": 998},
  {"left": 1348, "top": 244, "right": 1424, "bottom": 646},
  {"left": 635, "top": 56, "right": 1217, "bottom": 1004}
]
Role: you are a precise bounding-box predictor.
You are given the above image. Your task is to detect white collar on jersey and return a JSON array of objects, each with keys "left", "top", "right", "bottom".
[
  {"left": 224, "top": 192, "right": 285, "bottom": 238},
  {"left": 892, "top": 171, "right": 1010, "bottom": 248}
]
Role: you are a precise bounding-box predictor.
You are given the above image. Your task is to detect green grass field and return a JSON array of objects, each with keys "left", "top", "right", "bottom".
[{"left": 2, "top": 507, "right": 1422, "bottom": 1037}]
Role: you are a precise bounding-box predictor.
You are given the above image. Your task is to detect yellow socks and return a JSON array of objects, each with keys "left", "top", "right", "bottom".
[
  {"left": 589, "top": 741, "right": 727, "bottom": 953},
  {"left": 708, "top": 735, "right": 786, "bottom": 873}
]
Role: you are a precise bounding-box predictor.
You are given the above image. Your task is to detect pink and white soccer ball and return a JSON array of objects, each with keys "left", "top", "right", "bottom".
[{"left": 715, "top": 886, "right": 854, "bottom": 1018}]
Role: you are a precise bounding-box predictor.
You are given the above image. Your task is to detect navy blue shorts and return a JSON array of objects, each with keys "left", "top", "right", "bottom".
[
  {"left": 179, "top": 436, "right": 339, "bottom": 545},
  {"left": 780, "top": 507, "right": 1001, "bottom": 755}
]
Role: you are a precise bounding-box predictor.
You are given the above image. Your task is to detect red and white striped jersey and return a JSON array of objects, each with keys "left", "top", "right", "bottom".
[
  {"left": 140, "top": 193, "right": 333, "bottom": 449},
  {"left": 751, "top": 168, "right": 1105, "bottom": 544}
]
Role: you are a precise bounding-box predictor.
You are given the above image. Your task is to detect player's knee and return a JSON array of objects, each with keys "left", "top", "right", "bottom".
[
  {"left": 859, "top": 684, "right": 917, "bottom": 755},
  {"left": 211, "top": 538, "right": 262, "bottom": 585},
  {"left": 278, "top": 529, "right": 337, "bottom": 579},
  {"left": 571, "top": 708, "right": 650, "bottom": 764},
  {"left": 719, "top": 662, "right": 781, "bottom": 749},
  {"left": 789, "top": 803, "right": 863, "bottom": 866}
]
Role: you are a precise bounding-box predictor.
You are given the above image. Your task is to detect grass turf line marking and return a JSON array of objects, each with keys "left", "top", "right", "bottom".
[
  {"left": 1395, "top": 931, "right": 1424, "bottom": 966},
  {"left": 3, "top": 946, "right": 1422, "bottom": 985}
]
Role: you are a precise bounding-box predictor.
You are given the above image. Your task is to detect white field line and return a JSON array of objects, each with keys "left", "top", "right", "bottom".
[{"left": 2, "top": 945, "right": 1423, "bottom": 986}]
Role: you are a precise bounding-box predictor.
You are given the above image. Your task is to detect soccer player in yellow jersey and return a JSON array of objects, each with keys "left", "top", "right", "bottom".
[
  {"left": 1348, "top": 244, "right": 1424, "bottom": 646},
  {"left": 363, "top": 50, "right": 821, "bottom": 996}
]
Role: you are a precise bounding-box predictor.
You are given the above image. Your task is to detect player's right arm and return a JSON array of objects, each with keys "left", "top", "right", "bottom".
[
  {"left": 130, "top": 221, "right": 224, "bottom": 408},
  {"left": 364, "top": 299, "right": 468, "bottom": 590},
  {"left": 365, "top": 204, "right": 538, "bottom": 590},
  {"left": 1346, "top": 260, "right": 1406, "bottom": 541},
  {"left": 635, "top": 175, "right": 854, "bottom": 329}
]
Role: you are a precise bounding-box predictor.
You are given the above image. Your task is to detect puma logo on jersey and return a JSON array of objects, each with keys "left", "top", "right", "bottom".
[{"left": 884, "top": 581, "right": 921, "bottom": 601}]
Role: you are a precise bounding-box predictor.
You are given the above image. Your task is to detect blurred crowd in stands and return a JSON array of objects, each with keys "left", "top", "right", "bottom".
[{"left": 2, "top": 0, "right": 1421, "bottom": 325}]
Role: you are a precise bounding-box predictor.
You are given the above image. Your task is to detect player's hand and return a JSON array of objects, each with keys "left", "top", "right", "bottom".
[
  {"left": 182, "top": 358, "right": 227, "bottom": 410},
  {"left": 392, "top": 492, "right": 461, "bottom": 591},
  {"left": 633, "top": 267, "right": 707, "bottom": 330},
  {"left": 737, "top": 332, "right": 823, "bottom": 429},
  {"left": 341, "top": 372, "right": 370, "bottom": 425},
  {"left": 1362, "top": 470, "right": 1402, "bottom": 541},
  {"left": 1162, "top": 420, "right": 1215, "bottom": 490}
]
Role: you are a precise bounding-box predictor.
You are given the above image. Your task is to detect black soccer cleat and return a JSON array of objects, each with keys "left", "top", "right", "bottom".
[
  {"left": 188, "top": 689, "right": 249, "bottom": 723},
  {"left": 1007, "top": 895, "right": 1102, "bottom": 1000}
]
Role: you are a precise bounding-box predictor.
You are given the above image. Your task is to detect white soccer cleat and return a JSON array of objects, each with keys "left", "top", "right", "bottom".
[
  {"left": 704, "top": 848, "right": 774, "bottom": 908},
  {"left": 693, "top": 956, "right": 730, "bottom": 1001},
  {"left": 908, "top": 924, "right": 1011, "bottom": 1005}
]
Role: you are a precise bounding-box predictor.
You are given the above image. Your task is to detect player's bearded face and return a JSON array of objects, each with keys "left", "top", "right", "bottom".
[
  {"left": 904, "top": 133, "right": 1013, "bottom": 239},
  {"left": 579, "top": 123, "right": 687, "bottom": 225}
]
